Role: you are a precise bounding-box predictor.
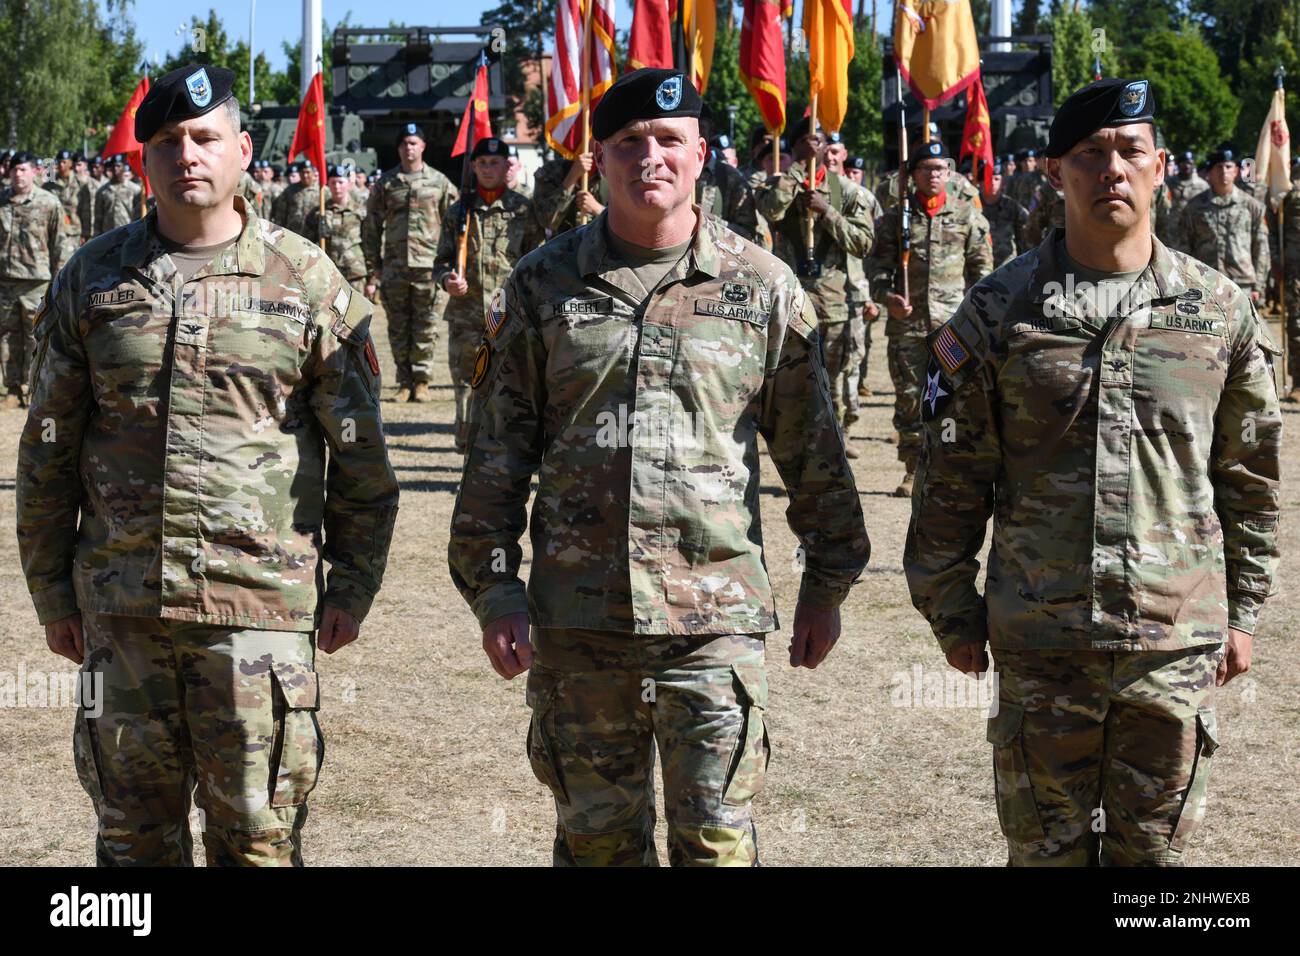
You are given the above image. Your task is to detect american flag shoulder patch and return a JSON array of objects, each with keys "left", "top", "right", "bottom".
[
  {"left": 484, "top": 288, "right": 506, "bottom": 339},
  {"left": 932, "top": 324, "right": 972, "bottom": 376}
]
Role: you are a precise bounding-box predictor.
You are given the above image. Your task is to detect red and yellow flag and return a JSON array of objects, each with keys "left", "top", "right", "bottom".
[
  {"left": 629, "top": 0, "right": 673, "bottom": 71},
  {"left": 960, "top": 77, "right": 993, "bottom": 192},
  {"left": 893, "top": 0, "right": 981, "bottom": 110},
  {"left": 740, "top": 0, "right": 787, "bottom": 135},
  {"left": 803, "top": 0, "right": 855, "bottom": 134},
  {"left": 451, "top": 52, "right": 493, "bottom": 157},
  {"left": 288, "top": 71, "right": 327, "bottom": 179},
  {"left": 102, "top": 75, "right": 151, "bottom": 195},
  {"left": 670, "top": 0, "right": 715, "bottom": 93},
  {"left": 547, "top": 0, "right": 617, "bottom": 159}
]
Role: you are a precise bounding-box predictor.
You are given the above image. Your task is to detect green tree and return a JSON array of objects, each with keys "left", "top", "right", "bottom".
[
  {"left": 156, "top": 10, "right": 278, "bottom": 107},
  {"left": 1232, "top": 20, "right": 1300, "bottom": 152},
  {"left": 1189, "top": 0, "right": 1288, "bottom": 89},
  {"left": 1119, "top": 24, "right": 1239, "bottom": 155},
  {"left": 842, "top": 27, "right": 883, "bottom": 164},
  {"left": 1086, "top": 0, "right": 1186, "bottom": 56},
  {"left": 1051, "top": 3, "right": 1118, "bottom": 105}
]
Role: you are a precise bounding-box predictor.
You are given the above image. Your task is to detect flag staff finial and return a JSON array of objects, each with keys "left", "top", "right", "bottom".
[{"left": 1276, "top": 63, "right": 1286, "bottom": 89}]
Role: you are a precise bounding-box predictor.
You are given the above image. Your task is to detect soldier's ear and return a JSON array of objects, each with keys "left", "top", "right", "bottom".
[{"left": 1044, "top": 157, "right": 1064, "bottom": 192}]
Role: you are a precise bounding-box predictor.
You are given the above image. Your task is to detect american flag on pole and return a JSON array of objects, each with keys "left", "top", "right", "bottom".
[{"left": 547, "top": 0, "right": 617, "bottom": 159}]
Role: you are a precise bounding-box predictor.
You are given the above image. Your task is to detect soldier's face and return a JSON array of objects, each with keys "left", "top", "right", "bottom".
[
  {"left": 75, "top": 160, "right": 87, "bottom": 175},
  {"left": 989, "top": 172, "right": 1003, "bottom": 195},
  {"left": 824, "top": 143, "right": 847, "bottom": 172},
  {"left": 110, "top": 164, "right": 127, "bottom": 183},
  {"left": 506, "top": 156, "right": 521, "bottom": 186},
  {"left": 1208, "top": 161, "right": 1237, "bottom": 193},
  {"left": 1023, "top": 156, "right": 1038, "bottom": 172},
  {"left": 1048, "top": 124, "right": 1164, "bottom": 232},
  {"left": 794, "top": 133, "right": 826, "bottom": 163},
  {"left": 329, "top": 176, "right": 350, "bottom": 205},
  {"left": 847, "top": 168, "right": 863, "bottom": 184},
  {"left": 595, "top": 116, "right": 706, "bottom": 218},
  {"left": 1179, "top": 160, "right": 1195, "bottom": 177},
  {"left": 58, "top": 159, "right": 72, "bottom": 175},
  {"left": 398, "top": 136, "right": 425, "bottom": 167},
  {"left": 912, "top": 160, "right": 949, "bottom": 197},
  {"left": 144, "top": 112, "right": 253, "bottom": 211},
  {"left": 302, "top": 166, "right": 318, "bottom": 188},
  {"left": 288, "top": 169, "right": 301, "bottom": 184},
  {"left": 10, "top": 162, "right": 35, "bottom": 192},
  {"left": 473, "top": 155, "right": 508, "bottom": 190},
  {"left": 1005, "top": 159, "right": 1016, "bottom": 176}
]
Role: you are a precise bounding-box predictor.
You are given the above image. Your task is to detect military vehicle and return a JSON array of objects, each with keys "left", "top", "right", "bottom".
[{"left": 243, "top": 24, "right": 507, "bottom": 178}]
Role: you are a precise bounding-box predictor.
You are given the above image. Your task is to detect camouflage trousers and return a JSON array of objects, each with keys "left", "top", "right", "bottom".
[
  {"left": 380, "top": 267, "right": 445, "bottom": 387},
  {"left": 1283, "top": 271, "right": 1300, "bottom": 386},
  {"left": 885, "top": 320, "right": 929, "bottom": 467},
  {"left": 445, "top": 305, "right": 484, "bottom": 453},
  {"left": 0, "top": 279, "right": 48, "bottom": 394},
  {"left": 856, "top": 307, "right": 876, "bottom": 396},
  {"left": 526, "top": 627, "right": 770, "bottom": 867},
  {"left": 75, "top": 613, "right": 323, "bottom": 867},
  {"left": 820, "top": 318, "right": 863, "bottom": 428},
  {"left": 989, "top": 645, "right": 1222, "bottom": 866}
]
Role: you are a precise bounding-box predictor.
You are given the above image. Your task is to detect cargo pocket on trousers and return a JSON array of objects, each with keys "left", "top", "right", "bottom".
[
  {"left": 987, "top": 702, "right": 1046, "bottom": 844},
  {"left": 723, "top": 662, "right": 771, "bottom": 807},
  {"left": 268, "top": 661, "right": 324, "bottom": 809},
  {"left": 525, "top": 665, "right": 570, "bottom": 807},
  {"left": 73, "top": 661, "right": 106, "bottom": 809},
  {"left": 1170, "top": 706, "right": 1219, "bottom": 851}
]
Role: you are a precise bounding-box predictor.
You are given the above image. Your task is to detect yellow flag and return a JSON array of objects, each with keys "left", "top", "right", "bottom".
[
  {"left": 682, "top": 0, "right": 716, "bottom": 93},
  {"left": 1254, "top": 86, "right": 1291, "bottom": 211},
  {"left": 803, "top": 0, "right": 855, "bottom": 133},
  {"left": 893, "top": 0, "right": 980, "bottom": 109}
]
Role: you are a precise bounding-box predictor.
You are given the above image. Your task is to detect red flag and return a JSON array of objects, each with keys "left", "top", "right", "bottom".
[
  {"left": 288, "top": 71, "right": 327, "bottom": 179},
  {"left": 960, "top": 78, "right": 994, "bottom": 193},
  {"left": 452, "top": 54, "right": 493, "bottom": 157},
  {"left": 740, "top": 0, "right": 787, "bottom": 135},
  {"left": 102, "top": 76, "right": 151, "bottom": 196},
  {"left": 629, "top": 0, "right": 673, "bottom": 71}
]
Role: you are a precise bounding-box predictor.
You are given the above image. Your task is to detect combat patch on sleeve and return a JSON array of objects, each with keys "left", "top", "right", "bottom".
[
  {"left": 931, "top": 322, "right": 973, "bottom": 376},
  {"left": 921, "top": 354, "right": 955, "bottom": 422},
  {"left": 485, "top": 288, "right": 507, "bottom": 339},
  {"left": 471, "top": 341, "right": 492, "bottom": 389},
  {"left": 364, "top": 337, "right": 381, "bottom": 375}
]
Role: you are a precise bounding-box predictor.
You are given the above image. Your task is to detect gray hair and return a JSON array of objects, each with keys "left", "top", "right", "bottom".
[{"left": 222, "top": 96, "right": 241, "bottom": 134}]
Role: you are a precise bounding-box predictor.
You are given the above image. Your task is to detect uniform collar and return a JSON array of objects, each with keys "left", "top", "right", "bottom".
[
  {"left": 1029, "top": 228, "right": 1188, "bottom": 310},
  {"left": 120, "top": 195, "right": 266, "bottom": 277},
  {"left": 577, "top": 206, "right": 721, "bottom": 282}
]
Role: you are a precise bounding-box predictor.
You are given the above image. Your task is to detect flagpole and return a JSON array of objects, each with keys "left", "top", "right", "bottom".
[
  {"left": 1277, "top": 65, "right": 1289, "bottom": 389},
  {"left": 806, "top": 91, "right": 818, "bottom": 270},
  {"left": 577, "top": 0, "right": 596, "bottom": 226},
  {"left": 896, "top": 60, "right": 911, "bottom": 306},
  {"left": 319, "top": 179, "right": 325, "bottom": 250}
]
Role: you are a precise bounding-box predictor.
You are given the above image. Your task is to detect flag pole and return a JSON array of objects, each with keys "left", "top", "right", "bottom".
[
  {"left": 319, "top": 176, "right": 326, "bottom": 250},
  {"left": 577, "top": 0, "right": 596, "bottom": 225},
  {"left": 805, "top": 91, "right": 818, "bottom": 271},
  {"left": 896, "top": 59, "right": 911, "bottom": 306},
  {"left": 1278, "top": 64, "right": 1289, "bottom": 389}
]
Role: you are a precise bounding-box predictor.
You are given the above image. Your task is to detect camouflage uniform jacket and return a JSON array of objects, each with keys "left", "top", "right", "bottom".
[
  {"left": 1173, "top": 187, "right": 1270, "bottom": 289},
  {"left": 44, "top": 171, "right": 85, "bottom": 244},
  {"left": 1166, "top": 172, "right": 1210, "bottom": 242},
  {"left": 531, "top": 157, "right": 610, "bottom": 237},
  {"left": 868, "top": 193, "right": 993, "bottom": 331},
  {"left": 278, "top": 183, "right": 321, "bottom": 238},
  {"left": 239, "top": 171, "right": 264, "bottom": 219},
  {"left": 905, "top": 232, "right": 1281, "bottom": 652},
  {"left": 16, "top": 197, "right": 400, "bottom": 629},
  {"left": 448, "top": 210, "right": 871, "bottom": 634},
  {"left": 981, "top": 193, "right": 1028, "bottom": 268},
  {"left": 361, "top": 163, "right": 457, "bottom": 275},
  {"left": 874, "top": 171, "right": 980, "bottom": 214},
  {"left": 696, "top": 154, "right": 762, "bottom": 243},
  {"left": 431, "top": 188, "right": 545, "bottom": 326},
  {"left": 1009, "top": 169, "right": 1049, "bottom": 210},
  {"left": 1274, "top": 184, "right": 1300, "bottom": 264},
  {"left": 269, "top": 181, "right": 302, "bottom": 227},
  {"left": 1023, "top": 187, "right": 1065, "bottom": 247},
  {"left": 757, "top": 160, "right": 875, "bottom": 321},
  {"left": 93, "top": 180, "right": 142, "bottom": 236},
  {"left": 845, "top": 188, "right": 885, "bottom": 305},
  {"left": 1, "top": 185, "right": 71, "bottom": 280},
  {"left": 306, "top": 192, "right": 368, "bottom": 281}
]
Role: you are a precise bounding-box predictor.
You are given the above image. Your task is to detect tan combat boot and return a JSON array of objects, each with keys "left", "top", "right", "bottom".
[
  {"left": 391, "top": 386, "right": 412, "bottom": 403},
  {"left": 844, "top": 442, "right": 860, "bottom": 459},
  {"left": 1, "top": 388, "right": 21, "bottom": 410},
  {"left": 1286, "top": 385, "right": 1300, "bottom": 404},
  {"left": 893, "top": 465, "right": 915, "bottom": 498},
  {"left": 410, "top": 382, "right": 431, "bottom": 402}
]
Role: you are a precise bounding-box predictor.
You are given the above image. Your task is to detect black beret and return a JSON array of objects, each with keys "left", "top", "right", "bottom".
[
  {"left": 750, "top": 125, "right": 772, "bottom": 149},
  {"left": 470, "top": 137, "right": 507, "bottom": 160},
  {"left": 592, "top": 68, "right": 702, "bottom": 140},
  {"left": 73, "top": 151, "right": 86, "bottom": 163},
  {"left": 507, "top": 144, "right": 519, "bottom": 157},
  {"left": 827, "top": 131, "right": 843, "bottom": 145},
  {"left": 90, "top": 155, "right": 103, "bottom": 166},
  {"left": 788, "top": 115, "right": 820, "bottom": 144},
  {"left": 1180, "top": 150, "right": 1195, "bottom": 163},
  {"left": 1002, "top": 152, "right": 1015, "bottom": 163},
  {"left": 908, "top": 139, "right": 949, "bottom": 171},
  {"left": 135, "top": 64, "right": 235, "bottom": 142},
  {"left": 397, "top": 123, "right": 425, "bottom": 143},
  {"left": 10, "top": 150, "right": 35, "bottom": 166},
  {"left": 1044, "top": 78, "right": 1155, "bottom": 158},
  {"left": 327, "top": 164, "right": 351, "bottom": 179},
  {"left": 1207, "top": 144, "right": 1238, "bottom": 166},
  {"left": 992, "top": 160, "right": 1004, "bottom": 175},
  {"left": 104, "top": 153, "right": 125, "bottom": 166},
  {"left": 55, "top": 149, "right": 73, "bottom": 161},
  {"left": 711, "top": 133, "right": 732, "bottom": 150},
  {"left": 700, "top": 101, "right": 713, "bottom": 124},
  {"left": 847, "top": 155, "right": 865, "bottom": 171},
  {"left": 367, "top": 173, "right": 378, "bottom": 183}
]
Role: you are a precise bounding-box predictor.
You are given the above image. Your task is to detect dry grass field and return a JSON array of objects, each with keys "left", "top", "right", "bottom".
[{"left": 1, "top": 309, "right": 1296, "bottom": 866}]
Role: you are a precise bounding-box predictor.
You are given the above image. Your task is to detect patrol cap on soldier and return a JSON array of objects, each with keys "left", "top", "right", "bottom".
[
  {"left": 591, "top": 68, "right": 703, "bottom": 140},
  {"left": 908, "top": 138, "right": 949, "bottom": 171},
  {"left": 134, "top": 64, "right": 236, "bottom": 142},
  {"left": 1044, "top": 78, "right": 1156, "bottom": 158},
  {"left": 470, "top": 137, "right": 507, "bottom": 160},
  {"left": 396, "top": 122, "right": 425, "bottom": 144}
]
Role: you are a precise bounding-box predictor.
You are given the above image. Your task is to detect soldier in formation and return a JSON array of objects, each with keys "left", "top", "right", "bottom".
[
  {"left": 868, "top": 138, "right": 992, "bottom": 497},
  {"left": 449, "top": 68, "right": 869, "bottom": 867},
  {"left": 1173, "top": 145, "right": 1269, "bottom": 302},
  {"left": 306, "top": 163, "right": 369, "bottom": 295},
  {"left": 980, "top": 158, "right": 1028, "bottom": 268},
  {"left": 907, "top": 78, "right": 1277, "bottom": 866},
  {"left": 93, "top": 154, "right": 142, "bottom": 236},
  {"left": 44, "top": 148, "right": 87, "bottom": 248},
  {"left": 16, "top": 64, "right": 399, "bottom": 867},
  {"left": 362, "top": 123, "right": 457, "bottom": 403}
]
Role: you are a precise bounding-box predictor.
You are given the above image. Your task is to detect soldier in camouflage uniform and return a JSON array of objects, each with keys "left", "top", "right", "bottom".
[
  {"left": 757, "top": 115, "right": 875, "bottom": 444},
  {"left": 448, "top": 69, "right": 869, "bottom": 867},
  {"left": 1023, "top": 183, "right": 1065, "bottom": 247},
  {"left": 980, "top": 159, "right": 1028, "bottom": 268},
  {"left": 74, "top": 153, "right": 96, "bottom": 241},
  {"left": 44, "top": 149, "right": 87, "bottom": 248},
  {"left": 351, "top": 167, "right": 370, "bottom": 206},
  {"left": 16, "top": 66, "right": 399, "bottom": 868},
  {"left": 907, "top": 79, "right": 1279, "bottom": 867},
  {"left": 505, "top": 144, "right": 531, "bottom": 198},
  {"left": 256, "top": 159, "right": 285, "bottom": 211},
  {"left": 1274, "top": 160, "right": 1300, "bottom": 401},
  {"left": 695, "top": 147, "right": 762, "bottom": 242},
  {"left": 1173, "top": 145, "right": 1270, "bottom": 301},
  {"left": 305, "top": 164, "right": 369, "bottom": 293},
  {"left": 277, "top": 162, "right": 321, "bottom": 237},
  {"left": 1164, "top": 150, "right": 1209, "bottom": 248},
  {"left": 93, "top": 154, "right": 143, "bottom": 236},
  {"left": 868, "top": 139, "right": 993, "bottom": 496},
  {"left": 532, "top": 152, "right": 609, "bottom": 237},
  {"left": 847, "top": 156, "right": 885, "bottom": 399},
  {"left": 1, "top": 151, "right": 72, "bottom": 408},
  {"left": 1007, "top": 147, "right": 1048, "bottom": 210},
  {"left": 238, "top": 167, "right": 263, "bottom": 219},
  {"left": 362, "top": 123, "right": 457, "bottom": 402},
  {"left": 270, "top": 162, "right": 303, "bottom": 226},
  {"left": 432, "top": 138, "right": 545, "bottom": 453}
]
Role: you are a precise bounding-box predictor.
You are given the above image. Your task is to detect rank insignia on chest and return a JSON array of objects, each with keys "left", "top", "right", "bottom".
[
  {"left": 932, "top": 324, "right": 971, "bottom": 375},
  {"left": 471, "top": 341, "right": 491, "bottom": 389}
]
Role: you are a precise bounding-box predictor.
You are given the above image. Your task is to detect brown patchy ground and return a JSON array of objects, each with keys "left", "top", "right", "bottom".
[{"left": 0, "top": 310, "right": 1296, "bottom": 867}]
